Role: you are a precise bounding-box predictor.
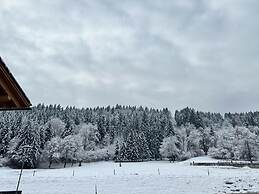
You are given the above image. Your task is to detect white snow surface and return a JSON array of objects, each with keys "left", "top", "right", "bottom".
[{"left": 1, "top": 156, "right": 259, "bottom": 194}]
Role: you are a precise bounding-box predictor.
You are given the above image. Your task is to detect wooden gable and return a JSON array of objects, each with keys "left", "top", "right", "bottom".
[{"left": 0, "top": 57, "right": 31, "bottom": 110}]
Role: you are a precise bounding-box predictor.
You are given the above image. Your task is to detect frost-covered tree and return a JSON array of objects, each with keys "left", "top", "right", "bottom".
[
  {"left": 60, "top": 136, "right": 75, "bottom": 168},
  {"left": 198, "top": 127, "right": 213, "bottom": 155},
  {"left": 209, "top": 123, "right": 236, "bottom": 160},
  {"left": 237, "top": 126, "right": 259, "bottom": 162},
  {"left": 176, "top": 124, "right": 204, "bottom": 160},
  {"left": 79, "top": 123, "right": 99, "bottom": 151},
  {"left": 48, "top": 118, "right": 66, "bottom": 137},
  {"left": 187, "top": 129, "right": 203, "bottom": 156},
  {"left": 71, "top": 135, "right": 84, "bottom": 166},
  {"left": 60, "top": 135, "right": 83, "bottom": 168},
  {"left": 42, "top": 137, "right": 62, "bottom": 168},
  {"left": 209, "top": 125, "right": 259, "bottom": 161},
  {"left": 160, "top": 136, "right": 180, "bottom": 162}
]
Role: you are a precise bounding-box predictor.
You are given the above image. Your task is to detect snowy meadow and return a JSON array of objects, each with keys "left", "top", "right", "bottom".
[{"left": 1, "top": 157, "right": 259, "bottom": 194}]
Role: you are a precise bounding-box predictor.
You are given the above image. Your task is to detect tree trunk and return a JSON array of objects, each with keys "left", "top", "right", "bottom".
[
  {"left": 246, "top": 140, "right": 253, "bottom": 164},
  {"left": 49, "top": 155, "right": 53, "bottom": 169},
  {"left": 71, "top": 152, "right": 76, "bottom": 167},
  {"left": 64, "top": 152, "right": 68, "bottom": 168},
  {"left": 49, "top": 160, "right": 52, "bottom": 169}
]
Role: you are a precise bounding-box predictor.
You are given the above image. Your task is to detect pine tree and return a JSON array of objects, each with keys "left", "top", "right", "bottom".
[
  {"left": 137, "top": 132, "right": 151, "bottom": 160},
  {"left": 119, "top": 143, "right": 127, "bottom": 161},
  {"left": 0, "top": 126, "right": 11, "bottom": 157},
  {"left": 44, "top": 123, "right": 52, "bottom": 142},
  {"left": 8, "top": 119, "right": 41, "bottom": 168},
  {"left": 97, "top": 114, "right": 107, "bottom": 142},
  {"left": 62, "top": 116, "right": 74, "bottom": 138},
  {"left": 124, "top": 130, "right": 140, "bottom": 161},
  {"left": 147, "top": 113, "right": 163, "bottom": 160},
  {"left": 114, "top": 141, "right": 120, "bottom": 161}
]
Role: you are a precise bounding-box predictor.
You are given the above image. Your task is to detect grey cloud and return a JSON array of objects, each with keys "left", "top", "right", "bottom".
[{"left": 0, "top": 0, "right": 259, "bottom": 113}]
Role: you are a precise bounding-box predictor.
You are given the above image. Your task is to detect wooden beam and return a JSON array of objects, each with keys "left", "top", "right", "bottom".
[
  {"left": 0, "top": 78, "right": 20, "bottom": 107},
  {"left": 0, "top": 58, "right": 31, "bottom": 108},
  {"left": 0, "top": 107, "right": 31, "bottom": 111},
  {"left": 0, "top": 95, "right": 11, "bottom": 103}
]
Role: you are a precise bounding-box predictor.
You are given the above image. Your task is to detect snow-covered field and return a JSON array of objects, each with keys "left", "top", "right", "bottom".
[{"left": 1, "top": 157, "right": 259, "bottom": 194}]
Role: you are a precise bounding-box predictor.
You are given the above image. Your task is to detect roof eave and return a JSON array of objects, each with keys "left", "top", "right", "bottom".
[{"left": 0, "top": 57, "right": 32, "bottom": 109}]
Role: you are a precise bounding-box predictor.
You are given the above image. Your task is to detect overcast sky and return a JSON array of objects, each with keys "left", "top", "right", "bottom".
[{"left": 0, "top": 0, "right": 259, "bottom": 113}]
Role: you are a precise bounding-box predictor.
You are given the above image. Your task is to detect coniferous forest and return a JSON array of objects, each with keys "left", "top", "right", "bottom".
[{"left": 1, "top": 104, "right": 259, "bottom": 169}]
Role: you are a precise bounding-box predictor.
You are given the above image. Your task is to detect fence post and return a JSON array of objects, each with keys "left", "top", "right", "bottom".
[
  {"left": 95, "top": 184, "right": 98, "bottom": 194},
  {"left": 16, "top": 162, "right": 24, "bottom": 193}
]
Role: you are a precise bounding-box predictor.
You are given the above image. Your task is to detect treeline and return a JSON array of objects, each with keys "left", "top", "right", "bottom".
[
  {"left": 0, "top": 104, "right": 174, "bottom": 168},
  {"left": 0, "top": 105, "right": 259, "bottom": 169},
  {"left": 162, "top": 108, "right": 259, "bottom": 162}
]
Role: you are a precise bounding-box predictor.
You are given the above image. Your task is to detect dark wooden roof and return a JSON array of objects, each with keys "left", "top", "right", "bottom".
[{"left": 0, "top": 57, "right": 31, "bottom": 110}]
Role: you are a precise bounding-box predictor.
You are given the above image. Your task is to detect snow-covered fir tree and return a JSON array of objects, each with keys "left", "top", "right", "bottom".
[
  {"left": 1, "top": 104, "right": 259, "bottom": 168},
  {"left": 8, "top": 118, "right": 41, "bottom": 168}
]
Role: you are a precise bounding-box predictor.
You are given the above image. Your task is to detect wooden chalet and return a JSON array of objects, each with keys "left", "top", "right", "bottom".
[{"left": 0, "top": 57, "right": 31, "bottom": 110}]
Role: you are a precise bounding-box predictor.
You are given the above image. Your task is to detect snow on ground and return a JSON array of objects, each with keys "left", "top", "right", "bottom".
[{"left": 0, "top": 157, "right": 259, "bottom": 194}]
